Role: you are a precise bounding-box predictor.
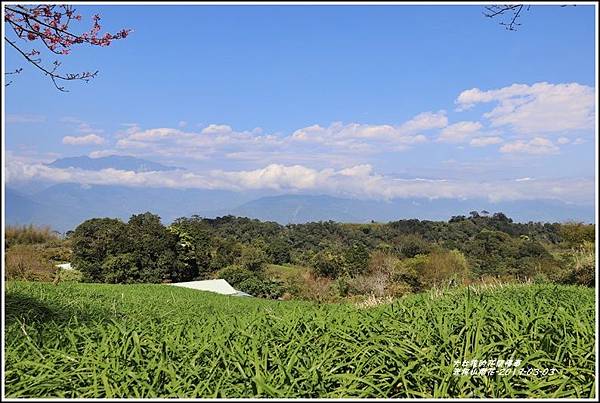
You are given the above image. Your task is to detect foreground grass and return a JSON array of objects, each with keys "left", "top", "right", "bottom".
[{"left": 4, "top": 281, "right": 596, "bottom": 398}]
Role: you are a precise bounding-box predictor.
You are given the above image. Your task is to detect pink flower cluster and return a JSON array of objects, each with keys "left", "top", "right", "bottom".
[{"left": 5, "top": 4, "right": 131, "bottom": 53}]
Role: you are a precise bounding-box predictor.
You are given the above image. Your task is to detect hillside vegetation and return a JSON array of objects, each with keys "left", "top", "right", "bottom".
[
  {"left": 5, "top": 281, "right": 595, "bottom": 398},
  {"left": 5, "top": 213, "right": 595, "bottom": 302}
]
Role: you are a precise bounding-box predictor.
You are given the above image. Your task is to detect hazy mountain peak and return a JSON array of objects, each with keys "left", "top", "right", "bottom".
[{"left": 47, "top": 155, "right": 179, "bottom": 172}]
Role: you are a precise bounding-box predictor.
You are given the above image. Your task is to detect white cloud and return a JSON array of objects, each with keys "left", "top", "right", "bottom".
[
  {"left": 557, "top": 137, "right": 571, "bottom": 145},
  {"left": 6, "top": 114, "right": 46, "bottom": 123},
  {"left": 397, "top": 110, "right": 448, "bottom": 133},
  {"left": 62, "top": 134, "right": 106, "bottom": 146},
  {"left": 470, "top": 136, "right": 503, "bottom": 147},
  {"left": 573, "top": 138, "right": 586, "bottom": 145},
  {"left": 60, "top": 117, "right": 104, "bottom": 134},
  {"left": 112, "top": 112, "right": 446, "bottom": 164},
  {"left": 499, "top": 137, "right": 559, "bottom": 155},
  {"left": 437, "top": 121, "right": 482, "bottom": 143},
  {"left": 456, "top": 82, "right": 595, "bottom": 135},
  {"left": 5, "top": 158, "right": 593, "bottom": 205}
]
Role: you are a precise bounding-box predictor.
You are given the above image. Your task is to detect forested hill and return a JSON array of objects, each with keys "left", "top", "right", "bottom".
[{"left": 61, "top": 210, "right": 595, "bottom": 296}]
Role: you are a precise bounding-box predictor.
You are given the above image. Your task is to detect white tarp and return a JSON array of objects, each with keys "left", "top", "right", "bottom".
[
  {"left": 169, "top": 279, "right": 239, "bottom": 295},
  {"left": 56, "top": 263, "right": 73, "bottom": 271}
]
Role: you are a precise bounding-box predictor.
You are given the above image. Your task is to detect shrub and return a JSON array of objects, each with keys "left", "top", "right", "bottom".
[
  {"left": 419, "top": 249, "right": 470, "bottom": 289},
  {"left": 395, "top": 254, "right": 428, "bottom": 290},
  {"left": 396, "top": 234, "right": 431, "bottom": 258},
  {"left": 266, "top": 238, "right": 292, "bottom": 265},
  {"left": 569, "top": 241, "right": 595, "bottom": 287},
  {"left": 348, "top": 270, "right": 389, "bottom": 297},
  {"left": 559, "top": 222, "right": 595, "bottom": 247},
  {"left": 343, "top": 244, "right": 370, "bottom": 276},
  {"left": 71, "top": 218, "right": 129, "bottom": 282},
  {"left": 311, "top": 250, "right": 346, "bottom": 278},
  {"left": 101, "top": 253, "right": 139, "bottom": 284},
  {"left": 237, "top": 245, "right": 268, "bottom": 272},
  {"left": 282, "top": 270, "right": 337, "bottom": 302},
  {"left": 237, "top": 277, "right": 283, "bottom": 299},
  {"left": 58, "top": 268, "right": 83, "bottom": 282},
  {"left": 218, "top": 265, "right": 255, "bottom": 286},
  {"left": 218, "top": 265, "right": 283, "bottom": 299},
  {"left": 5, "top": 244, "right": 56, "bottom": 282}
]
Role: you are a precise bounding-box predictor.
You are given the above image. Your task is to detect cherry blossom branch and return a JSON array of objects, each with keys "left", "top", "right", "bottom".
[
  {"left": 5, "top": 37, "right": 97, "bottom": 91},
  {"left": 4, "top": 4, "right": 131, "bottom": 91}
]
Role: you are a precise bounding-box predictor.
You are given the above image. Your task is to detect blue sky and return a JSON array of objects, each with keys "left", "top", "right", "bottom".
[{"left": 4, "top": 4, "right": 597, "bottom": 204}]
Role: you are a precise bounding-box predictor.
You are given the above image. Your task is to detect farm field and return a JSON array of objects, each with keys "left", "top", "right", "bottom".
[{"left": 4, "top": 281, "right": 596, "bottom": 398}]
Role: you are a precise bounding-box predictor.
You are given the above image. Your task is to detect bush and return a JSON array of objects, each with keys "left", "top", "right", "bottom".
[
  {"left": 237, "top": 245, "right": 268, "bottom": 272},
  {"left": 218, "top": 265, "right": 255, "bottom": 286},
  {"left": 218, "top": 264, "right": 283, "bottom": 299},
  {"left": 59, "top": 268, "right": 83, "bottom": 282},
  {"left": 101, "top": 253, "right": 139, "bottom": 284},
  {"left": 5, "top": 244, "right": 56, "bottom": 281},
  {"left": 569, "top": 241, "right": 595, "bottom": 287},
  {"left": 292, "top": 271, "right": 337, "bottom": 303},
  {"left": 266, "top": 238, "right": 292, "bottom": 265},
  {"left": 396, "top": 234, "right": 431, "bottom": 258},
  {"left": 395, "top": 254, "right": 428, "bottom": 290},
  {"left": 343, "top": 244, "right": 370, "bottom": 276},
  {"left": 559, "top": 222, "right": 595, "bottom": 247},
  {"left": 71, "top": 218, "right": 129, "bottom": 282},
  {"left": 419, "top": 249, "right": 470, "bottom": 289},
  {"left": 311, "top": 250, "right": 346, "bottom": 278},
  {"left": 237, "top": 277, "right": 283, "bottom": 299}
]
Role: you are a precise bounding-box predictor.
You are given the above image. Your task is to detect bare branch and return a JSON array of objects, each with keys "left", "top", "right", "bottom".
[
  {"left": 5, "top": 37, "right": 97, "bottom": 91},
  {"left": 483, "top": 4, "right": 531, "bottom": 31}
]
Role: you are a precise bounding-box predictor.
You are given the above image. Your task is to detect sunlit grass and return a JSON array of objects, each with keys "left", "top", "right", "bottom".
[{"left": 4, "top": 281, "right": 595, "bottom": 398}]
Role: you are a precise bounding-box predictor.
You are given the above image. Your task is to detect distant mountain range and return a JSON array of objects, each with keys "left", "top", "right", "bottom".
[
  {"left": 5, "top": 186, "right": 595, "bottom": 233},
  {"left": 47, "top": 155, "right": 180, "bottom": 172},
  {"left": 202, "top": 194, "right": 595, "bottom": 225},
  {"left": 3, "top": 154, "right": 593, "bottom": 231},
  {"left": 5, "top": 184, "right": 254, "bottom": 232}
]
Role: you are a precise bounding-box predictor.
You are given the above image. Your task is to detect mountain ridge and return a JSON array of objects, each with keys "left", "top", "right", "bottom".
[
  {"left": 6, "top": 186, "right": 593, "bottom": 233},
  {"left": 47, "top": 155, "right": 180, "bottom": 172}
]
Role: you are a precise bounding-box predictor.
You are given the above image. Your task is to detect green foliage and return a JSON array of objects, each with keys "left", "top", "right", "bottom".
[
  {"left": 72, "top": 213, "right": 197, "bottom": 284},
  {"left": 559, "top": 221, "right": 595, "bottom": 247},
  {"left": 419, "top": 249, "right": 470, "bottom": 288},
  {"left": 236, "top": 277, "right": 284, "bottom": 299},
  {"left": 265, "top": 237, "right": 292, "bottom": 265},
  {"left": 58, "top": 268, "right": 83, "bottom": 282},
  {"left": 209, "top": 238, "right": 243, "bottom": 272},
  {"left": 71, "top": 218, "right": 129, "bottom": 282},
  {"left": 237, "top": 245, "right": 268, "bottom": 272},
  {"left": 218, "top": 265, "right": 283, "bottom": 299},
  {"left": 66, "top": 212, "right": 594, "bottom": 299},
  {"left": 396, "top": 234, "right": 431, "bottom": 258},
  {"left": 101, "top": 253, "right": 139, "bottom": 284},
  {"left": 311, "top": 249, "right": 346, "bottom": 278},
  {"left": 4, "top": 281, "right": 595, "bottom": 398},
  {"left": 218, "top": 265, "right": 255, "bottom": 286},
  {"left": 343, "top": 243, "right": 370, "bottom": 276}
]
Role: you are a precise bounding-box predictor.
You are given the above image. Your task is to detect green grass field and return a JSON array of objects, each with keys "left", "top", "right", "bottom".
[{"left": 4, "top": 281, "right": 596, "bottom": 398}]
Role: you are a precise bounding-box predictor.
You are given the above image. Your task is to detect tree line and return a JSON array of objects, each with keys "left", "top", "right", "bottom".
[{"left": 68, "top": 211, "right": 595, "bottom": 299}]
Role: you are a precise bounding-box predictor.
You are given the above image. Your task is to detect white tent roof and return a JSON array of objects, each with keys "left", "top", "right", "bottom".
[{"left": 169, "top": 279, "right": 239, "bottom": 295}]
